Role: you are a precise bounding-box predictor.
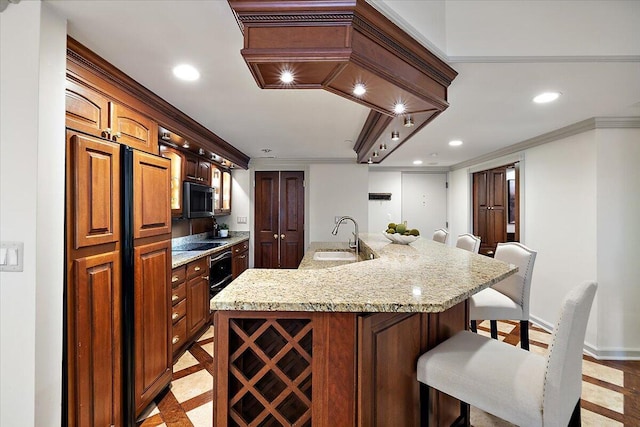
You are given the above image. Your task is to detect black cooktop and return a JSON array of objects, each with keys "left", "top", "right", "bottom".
[{"left": 172, "top": 242, "right": 225, "bottom": 252}]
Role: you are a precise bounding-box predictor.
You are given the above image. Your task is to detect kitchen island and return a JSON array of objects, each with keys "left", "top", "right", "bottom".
[{"left": 211, "top": 234, "right": 517, "bottom": 426}]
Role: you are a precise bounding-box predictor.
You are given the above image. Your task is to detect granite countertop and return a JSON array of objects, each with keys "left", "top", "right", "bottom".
[
  {"left": 210, "top": 233, "right": 517, "bottom": 313},
  {"left": 172, "top": 233, "right": 249, "bottom": 269}
]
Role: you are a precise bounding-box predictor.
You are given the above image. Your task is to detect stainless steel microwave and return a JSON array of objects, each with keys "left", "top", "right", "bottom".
[{"left": 183, "top": 181, "right": 215, "bottom": 218}]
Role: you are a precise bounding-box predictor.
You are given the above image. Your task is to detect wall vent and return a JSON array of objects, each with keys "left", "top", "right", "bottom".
[{"left": 368, "top": 193, "right": 392, "bottom": 201}]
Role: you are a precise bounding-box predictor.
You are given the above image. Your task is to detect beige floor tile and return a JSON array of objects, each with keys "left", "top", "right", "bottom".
[
  {"left": 582, "top": 359, "right": 624, "bottom": 387},
  {"left": 470, "top": 406, "right": 515, "bottom": 426},
  {"left": 528, "top": 328, "right": 552, "bottom": 345},
  {"left": 198, "top": 326, "right": 214, "bottom": 342},
  {"left": 186, "top": 401, "right": 213, "bottom": 427},
  {"left": 530, "top": 343, "right": 549, "bottom": 357},
  {"left": 581, "top": 381, "right": 624, "bottom": 414},
  {"left": 201, "top": 341, "right": 214, "bottom": 358},
  {"left": 173, "top": 350, "right": 199, "bottom": 373},
  {"left": 171, "top": 369, "right": 213, "bottom": 403},
  {"left": 581, "top": 408, "right": 623, "bottom": 426},
  {"left": 478, "top": 320, "right": 516, "bottom": 334}
]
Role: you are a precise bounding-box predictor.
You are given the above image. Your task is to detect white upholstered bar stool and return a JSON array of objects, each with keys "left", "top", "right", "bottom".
[
  {"left": 455, "top": 233, "right": 481, "bottom": 253},
  {"left": 432, "top": 228, "right": 448, "bottom": 244},
  {"left": 469, "top": 242, "right": 537, "bottom": 349},
  {"left": 417, "top": 281, "right": 597, "bottom": 427}
]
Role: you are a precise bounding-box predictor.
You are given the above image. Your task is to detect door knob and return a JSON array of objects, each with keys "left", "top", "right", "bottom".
[
  {"left": 273, "top": 234, "right": 278, "bottom": 240},
  {"left": 281, "top": 234, "right": 285, "bottom": 239}
]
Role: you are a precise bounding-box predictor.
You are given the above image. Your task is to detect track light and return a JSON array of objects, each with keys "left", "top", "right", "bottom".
[{"left": 391, "top": 131, "right": 400, "bottom": 141}]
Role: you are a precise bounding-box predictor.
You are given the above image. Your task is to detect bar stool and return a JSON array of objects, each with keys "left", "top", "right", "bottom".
[
  {"left": 432, "top": 228, "right": 448, "bottom": 244},
  {"left": 455, "top": 233, "right": 481, "bottom": 253}
]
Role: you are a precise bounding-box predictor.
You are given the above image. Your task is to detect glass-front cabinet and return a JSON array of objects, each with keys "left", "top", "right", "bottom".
[
  {"left": 159, "top": 145, "right": 184, "bottom": 217},
  {"left": 211, "top": 166, "right": 231, "bottom": 215},
  {"left": 211, "top": 166, "right": 222, "bottom": 213},
  {"left": 222, "top": 170, "right": 231, "bottom": 214}
]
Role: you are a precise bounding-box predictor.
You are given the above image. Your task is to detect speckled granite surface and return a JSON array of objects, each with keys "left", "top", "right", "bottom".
[
  {"left": 210, "top": 233, "right": 517, "bottom": 313},
  {"left": 171, "top": 232, "right": 249, "bottom": 269}
]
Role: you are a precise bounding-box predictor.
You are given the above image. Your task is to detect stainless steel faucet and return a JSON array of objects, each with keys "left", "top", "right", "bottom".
[{"left": 332, "top": 216, "right": 359, "bottom": 259}]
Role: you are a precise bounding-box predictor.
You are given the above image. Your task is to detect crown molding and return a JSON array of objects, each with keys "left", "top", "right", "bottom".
[
  {"left": 452, "top": 116, "right": 640, "bottom": 171},
  {"left": 448, "top": 55, "right": 640, "bottom": 64},
  {"left": 369, "top": 166, "right": 450, "bottom": 173},
  {"left": 249, "top": 157, "right": 358, "bottom": 168}
]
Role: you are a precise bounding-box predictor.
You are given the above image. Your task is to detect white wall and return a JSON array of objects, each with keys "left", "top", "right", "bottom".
[
  {"left": 368, "top": 171, "right": 402, "bottom": 233},
  {"left": 595, "top": 128, "right": 640, "bottom": 355},
  {"left": 1, "top": 2, "right": 66, "bottom": 425},
  {"left": 222, "top": 168, "right": 250, "bottom": 232},
  {"left": 449, "top": 126, "right": 640, "bottom": 358},
  {"left": 309, "top": 164, "right": 369, "bottom": 243}
]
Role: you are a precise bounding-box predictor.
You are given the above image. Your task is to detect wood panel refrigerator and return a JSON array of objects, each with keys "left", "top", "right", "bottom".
[{"left": 64, "top": 131, "right": 172, "bottom": 426}]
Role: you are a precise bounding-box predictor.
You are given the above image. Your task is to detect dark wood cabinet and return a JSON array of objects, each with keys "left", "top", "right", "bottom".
[
  {"left": 133, "top": 240, "right": 172, "bottom": 416},
  {"left": 186, "top": 257, "right": 210, "bottom": 338},
  {"left": 232, "top": 240, "right": 249, "bottom": 278},
  {"left": 65, "top": 76, "right": 158, "bottom": 154},
  {"left": 473, "top": 167, "right": 507, "bottom": 256},
  {"left": 184, "top": 155, "right": 212, "bottom": 186},
  {"left": 170, "top": 265, "right": 188, "bottom": 357},
  {"left": 254, "top": 171, "right": 304, "bottom": 268},
  {"left": 132, "top": 150, "right": 172, "bottom": 238},
  {"left": 69, "top": 251, "right": 122, "bottom": 427},
  {"left": 160, "top": 145, "right": 186, "bottom": 217}
]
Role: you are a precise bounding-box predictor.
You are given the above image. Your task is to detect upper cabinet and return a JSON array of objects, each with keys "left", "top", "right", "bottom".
[
  {"left": 211, "top": 166, "right": 232, "bottom": 215},
  {"left": 159, "top": 146, "right": 185, "bottom": 217},
  {"left": 184, "top": 156, "right": 211, "bottom": 186},
  {"left": 221, "top": 170, "right": 232, "bottom": 214},
  {"left": 65, "top": 78, "right": 158, "bottom": 154}
]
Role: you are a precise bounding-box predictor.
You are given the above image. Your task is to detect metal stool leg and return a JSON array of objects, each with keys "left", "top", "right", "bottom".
[
  {"left": 520, "top": 320, "right": 530, "bottom": 350},
  {"left": 470, "top": 320, "right": 477, "bottom": 333},
  {"left": 490, "top": 320, "right": 498, "bottom": 339}
]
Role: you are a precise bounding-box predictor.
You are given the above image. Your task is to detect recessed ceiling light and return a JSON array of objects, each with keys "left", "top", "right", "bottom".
[
  {"left": 172, "top": 64, "right": 200, "bottom": 81},
  {"left": 280, "top": 70, "right": 294, "bottom": 84},
  {"left": 353, "top": 83, "right": 366, "bottom": 96},
  {"left": 393, "top": 103, "right": 406, "bottom": 114},
  {"left": 413, "top": 160, "right": 423, "bottom": 165},
  {"left": 533, "top": 91, "right": 561, "bottom": 103},
  {"left": 449, "top": 140, "right": 463, "bottom": 147}
]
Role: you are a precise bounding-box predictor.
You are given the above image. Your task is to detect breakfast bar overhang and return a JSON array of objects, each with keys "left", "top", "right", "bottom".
[{"left": 211, "top": 234, "right": 517, "bottom": 426}]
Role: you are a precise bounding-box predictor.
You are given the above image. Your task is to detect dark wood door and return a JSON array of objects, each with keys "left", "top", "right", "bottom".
[
  {"left": 133, "top": 239, "right": 172, "bottom": 416},
  {"left": 473, "top": 167, "right": 507, "bottom": 256},
  {"left": 254, "top": 171, "right": 305, "bottom": 268}
]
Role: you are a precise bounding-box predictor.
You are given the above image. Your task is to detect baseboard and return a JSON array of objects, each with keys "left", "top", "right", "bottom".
[{"left": 529, "top": 315, "right": 640, "bottom": 361}]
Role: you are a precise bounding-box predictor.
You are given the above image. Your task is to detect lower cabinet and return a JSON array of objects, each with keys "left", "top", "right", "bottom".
[
  {"left": 232, "top": 241, "right": 249, "bottom": 278},
  {"left": 134, "top": 240, "right": 172, "bottom": 416},
  {"left": 171, "top": 256, "right": 210, "bottom": 361}
]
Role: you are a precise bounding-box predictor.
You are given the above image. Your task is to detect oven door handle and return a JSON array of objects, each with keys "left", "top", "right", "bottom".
[
  {"left": 210, "top": 250, "right": 232, "bottom": 264},
  {"left": 211, "top": 273, "right": 233, "bottom": 289}
]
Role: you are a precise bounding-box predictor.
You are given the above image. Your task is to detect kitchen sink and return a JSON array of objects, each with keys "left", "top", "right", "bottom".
[{"left": 313, "top": 251, "right": 357, "bottom": 261}]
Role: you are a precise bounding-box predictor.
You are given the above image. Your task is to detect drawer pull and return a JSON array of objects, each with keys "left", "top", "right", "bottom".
[
  {"left": 194, "top": 266, "right": 201, "bottom": 272},
  {"left": 202, "top": 275, "right": 209, "bottom": 281},
  {"left": 171, "top": 294, "right": 179, "bottom": 302},
  {"left": 172, "top": 312, "right": 179, "bottom": 321},
  {"left": 172, "top": 336, "right": 180, "bottom": 345},
  {"left": 171, "top": 275, "right": 179, "bottom": 283}
]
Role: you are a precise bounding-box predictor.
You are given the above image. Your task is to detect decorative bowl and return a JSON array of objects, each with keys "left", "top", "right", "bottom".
[{"left": 383, "top": 232, "right": 420, "bottom": 245}]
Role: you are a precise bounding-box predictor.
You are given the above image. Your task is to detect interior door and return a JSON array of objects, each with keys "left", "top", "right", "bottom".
[
  {"left": 473, "top": 167, "right": 508, "bottom": 256},
  {"left": 254, "top": 171, "right": 305, "bottom": 268},
  {"left": 401, "top": 173, "right": 447, "bottom": 236}
]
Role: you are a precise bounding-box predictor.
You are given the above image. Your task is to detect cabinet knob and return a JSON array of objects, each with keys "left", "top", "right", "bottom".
[
  {"left": 172, "top": 312, "right": 179, "bottom": 320},
  {"left": 239, "top": 255, "right": 246, "bottom": 259},
  {"left": 281, "top": 234, "right": 285, "bottom": 239},
  {"left": 202, "top": 275, "right": 209, "bottom": 281},
  {"left": 273, "top": 234, "right": 278, "bottom": 240},
  {"left": 194, "top": 266, "right": 201, "bottom": 272},
  {"left": 171, "top": 276, "right": 179, "bottom": 283},
  {"left": 172, "top": 336, "right": 180, "bottom": 345},
  {"left": 171, "top": 294, "right": 179, "bottom": 302}
]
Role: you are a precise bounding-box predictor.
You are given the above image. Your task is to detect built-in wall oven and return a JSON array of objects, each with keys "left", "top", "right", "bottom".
[{"left": 210, "top": 250, "right": 233, "bottom": 298}]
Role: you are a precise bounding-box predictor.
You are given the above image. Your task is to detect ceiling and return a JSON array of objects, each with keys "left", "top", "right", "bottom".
[{"left": 45, "top": 0, "right": 640, "bottom": 168}]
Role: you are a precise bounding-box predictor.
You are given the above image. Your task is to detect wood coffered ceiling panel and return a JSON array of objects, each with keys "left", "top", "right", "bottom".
[{"left": 228, "top": 0, "right": 457, "bottom": 164}]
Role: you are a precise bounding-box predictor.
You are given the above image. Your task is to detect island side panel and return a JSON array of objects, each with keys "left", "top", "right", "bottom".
[{"left": 213, "top": 311, "right": 357, "bottom": 427}]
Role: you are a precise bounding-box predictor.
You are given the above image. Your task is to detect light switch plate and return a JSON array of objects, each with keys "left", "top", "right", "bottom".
[
  {"left": 237, "top": 216, "right": 247, "bottom": 224},
  {"left": 0, "top": 241, "right": 24, "bottom": 272}
]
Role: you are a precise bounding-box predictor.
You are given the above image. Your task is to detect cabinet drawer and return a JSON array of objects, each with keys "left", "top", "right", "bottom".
[
  {"left": 187, "top": 257, "right": 208, "bottom": 279},
  {"left": 233, "top": 241, "right": 249, "bottom": 255},
  {"left": 171, "top": 281, "right": 186, "bottom": 305},
  {"left": 172, "top": 317, "right": 187, "bottom": 354},
  {"left": 171, "top": 266, "right": 186, "bottom": 287},
  {"left": 171, "top": 299, "right": 186, "bottom": 324}
]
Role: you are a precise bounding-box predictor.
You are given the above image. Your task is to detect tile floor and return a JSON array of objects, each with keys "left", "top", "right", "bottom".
[{"left": 138, "top": 321, "right": 640, "bottom": 426}]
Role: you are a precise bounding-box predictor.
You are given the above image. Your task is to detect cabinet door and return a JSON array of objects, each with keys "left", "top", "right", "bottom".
[
  {"left": 133, "top": 150, "right": 171, "bottom": 238},
  {"left": 65, "top": 79, "right": 110, "bottom": 137},
  {"left": 186, "top": 271, "right": 209, "bottom": 338},
  {"left": 160, "top": 145, "right": 185, "bottom": 217},
  {"left": 232, "top": 250, "right": 249, "bottom": 278},
  {"left": 110, "top": 102, "right": 158, "bottom": 153},
  {"left": 221, "top": 170, "right": 232, "bottom": 213},
  {"left": 184, "top": 156, "right": 199, "bottom": 182},
  {"left": 70, "top": 133, "right": 120, "bottom": 249},
  {"left": 198, "top": 160, "right": 212, "bottom": 186},
  {"left": 211, "top": 166, "right": 222, "bottom": 212},
  {"left": 134, "top": 240, "right": 172, "bottom": 415},
  {"left": 70, "top": 251, "right": 122, "bottom": 427}
]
